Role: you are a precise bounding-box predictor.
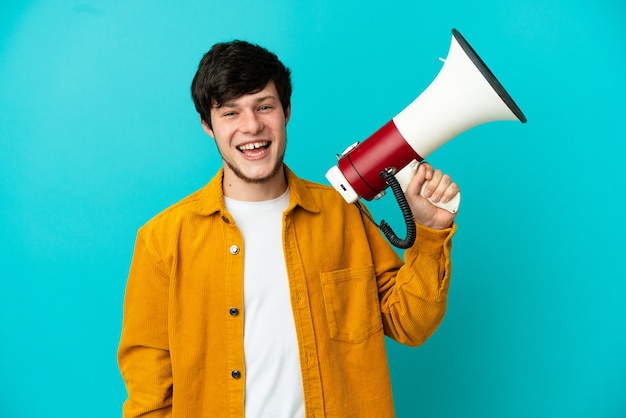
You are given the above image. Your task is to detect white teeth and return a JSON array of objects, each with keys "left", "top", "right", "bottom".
[{"left": 238, "top": 141, "right": 268, "bottom": 151}]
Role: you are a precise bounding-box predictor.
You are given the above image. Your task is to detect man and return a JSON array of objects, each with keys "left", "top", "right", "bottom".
[{"left": 118, "top": 40, "right": 459, "bottom": 418}]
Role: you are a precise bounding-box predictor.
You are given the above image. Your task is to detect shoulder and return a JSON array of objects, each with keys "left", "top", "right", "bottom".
[
  {"left": 138, "top": 187, "right": 205, "bottom": 235},
  {"left": 287, "top": 169, "right": 357, "bottom": 213},
  {"left": 139, "top": 170, "right": 224, "bottom": 233},
  {"left": 287, "top": 171, "right": 370, "bottom": 227},
  {"left": 285, "top": 166, "right": 348, "bottom": 203},
  {"left": 300, "top": 177, "right": 344, "bottom": 199}
]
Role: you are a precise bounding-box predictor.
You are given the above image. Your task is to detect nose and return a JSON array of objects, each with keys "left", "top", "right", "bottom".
[{"left": 241, "top": 110, "right": 264, "bottom": 134}]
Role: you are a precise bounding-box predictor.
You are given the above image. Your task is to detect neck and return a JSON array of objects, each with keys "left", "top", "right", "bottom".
[{"left": 222, "top": 166, "right": 288, "bottom": 202}]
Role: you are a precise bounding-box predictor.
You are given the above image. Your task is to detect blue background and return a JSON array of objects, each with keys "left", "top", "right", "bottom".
[{"left": 1, "top": 1, "right": 625, "bottom": 417}]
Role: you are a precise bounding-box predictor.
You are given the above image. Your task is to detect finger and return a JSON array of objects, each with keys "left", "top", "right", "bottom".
[
  {"left": 440, "top": 181, "right": 460, "bottom": 203},
  {"left": 419, "top": 162, "right": 433, "bottom": 181},
  {"left": 430, "top": 174, "right": 454, "bottom": 202},
  {"left": 405, "top": 162, "right": 429, "bottom": 197},
  {"left": 422, "top": 169, "right": 444, "bottom": 199}
]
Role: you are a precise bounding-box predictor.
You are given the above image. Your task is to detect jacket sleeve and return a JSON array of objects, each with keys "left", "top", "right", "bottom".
[
  {"left": 118, "top": 230, "right": 173, "bottom": 417},
  {"left": 370, "top": 219, "right": 456, "bottom": 347}
]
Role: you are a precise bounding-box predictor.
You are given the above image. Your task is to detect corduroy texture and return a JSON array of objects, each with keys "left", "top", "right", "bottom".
[{"left": 118, "top": 166, "right": 455, "bottom": 418}]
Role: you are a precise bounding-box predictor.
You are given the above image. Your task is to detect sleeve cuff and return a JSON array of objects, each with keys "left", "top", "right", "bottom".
[{"left": 407, "top": 222, "right": 456, "bottom": 255}]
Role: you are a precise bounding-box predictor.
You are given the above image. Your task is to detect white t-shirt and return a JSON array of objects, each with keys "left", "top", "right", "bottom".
[{"left": 225, "top": 189, "right": 305, "bottom": 418}]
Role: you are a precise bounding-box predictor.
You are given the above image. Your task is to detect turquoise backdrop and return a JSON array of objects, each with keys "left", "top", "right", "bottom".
[{"left": 1, "top": 1, "right": 625, "bottom": 417}]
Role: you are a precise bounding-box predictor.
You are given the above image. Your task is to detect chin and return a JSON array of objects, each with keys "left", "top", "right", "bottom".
[{"left": 229, "top": 161, "right": 284, "bottom": 184}]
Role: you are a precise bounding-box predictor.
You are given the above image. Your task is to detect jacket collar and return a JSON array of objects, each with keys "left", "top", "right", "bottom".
[{"left": 195, "top": 165, "right": 321, "bottom": 216}]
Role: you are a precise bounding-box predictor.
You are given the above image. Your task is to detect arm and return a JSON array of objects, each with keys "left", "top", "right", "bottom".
[
  {"left": 377, "top": 222, "right": 454, "bottom": 346},
  {"left": 375, "top": 162, "right": 458, "bottom": 346},
  {"left": 118, "top": 231, "right": 173, "bottom": 418}
]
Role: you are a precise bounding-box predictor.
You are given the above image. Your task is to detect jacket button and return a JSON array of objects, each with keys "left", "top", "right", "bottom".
[
  {"left": 229, "top": 245, "right": 240, "bottom": 255},
  {"left": 229, "top": 307, "right": 239, "bottom": 317},
  {"left": 231, "top": 370, "right": 241, "bottom": 379}
]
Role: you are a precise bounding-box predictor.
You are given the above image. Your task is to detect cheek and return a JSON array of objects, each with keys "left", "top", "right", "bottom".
[
  {"left": 211, "top": 133, "right": 231, "bottom": 154},
  {"left": 211, "top": 127, "right": 234, "bottom": 145}
]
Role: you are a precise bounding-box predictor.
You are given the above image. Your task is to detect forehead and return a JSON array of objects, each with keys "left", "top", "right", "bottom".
[{"left": 213, "top": 82, "right": 279, "bottom": 108}]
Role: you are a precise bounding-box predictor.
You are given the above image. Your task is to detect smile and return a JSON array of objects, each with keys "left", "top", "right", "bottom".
[{"left": 237, "top": 141, "right": 270, "bottom": 156}]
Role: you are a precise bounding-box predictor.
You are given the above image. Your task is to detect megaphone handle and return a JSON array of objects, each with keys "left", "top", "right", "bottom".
[{"left": 396, "top": 160, "right": 460, "bottom": 214}]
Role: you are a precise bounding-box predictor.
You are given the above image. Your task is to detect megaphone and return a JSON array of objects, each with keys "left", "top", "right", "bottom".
[{"left": 326, "top": 28, "right": 526, "bottom": 248}]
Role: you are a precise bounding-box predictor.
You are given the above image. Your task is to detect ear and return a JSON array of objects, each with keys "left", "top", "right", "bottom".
[
  {"left": 284, "top": 104, "right": 291, "bottom": 125},
  {"left": 200, "top": 115, "right": 214, "bottom": 138}
]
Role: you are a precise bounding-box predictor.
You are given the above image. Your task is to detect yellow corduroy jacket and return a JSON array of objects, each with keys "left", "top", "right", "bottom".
[{"left": 118, "top": 166, "right": 455, "bottom": 418}]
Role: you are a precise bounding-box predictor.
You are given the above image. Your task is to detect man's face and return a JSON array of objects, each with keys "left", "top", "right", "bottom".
[{"left": 204, "top": 81, "right": 290, "bottom": 186}]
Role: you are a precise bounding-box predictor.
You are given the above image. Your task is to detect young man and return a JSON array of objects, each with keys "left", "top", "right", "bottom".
[{"left": 118, "top": 40, "right": 459, "bottom": 418}]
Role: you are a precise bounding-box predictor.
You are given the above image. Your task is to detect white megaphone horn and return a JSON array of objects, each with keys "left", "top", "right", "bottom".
[{"left": 325, "top": 29, "right": 526, "bottom": 248}]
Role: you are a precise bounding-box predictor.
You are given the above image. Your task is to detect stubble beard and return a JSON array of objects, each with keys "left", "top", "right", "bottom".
[{"left": 223, "top": 139, "right": 287, "bottom": 185}]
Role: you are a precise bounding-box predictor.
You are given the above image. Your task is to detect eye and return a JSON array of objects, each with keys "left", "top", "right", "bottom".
[{"left": 258, "top": 104, "right": 274, "bottom": 112}]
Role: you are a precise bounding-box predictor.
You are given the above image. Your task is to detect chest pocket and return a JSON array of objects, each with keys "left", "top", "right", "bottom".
[{"left": 320, "top": 265, "right": 383, "bottom": 343}]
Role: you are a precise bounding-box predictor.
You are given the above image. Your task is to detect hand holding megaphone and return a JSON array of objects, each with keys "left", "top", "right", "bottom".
[
  {"left": 395, "top": 159, "right": 461, "bottom": 215},
  {"left": 401, "top": 161, "right": 461, "bottom": 230},
  {"left": 326, "top": 29, "right": 526, "bottom": 248}
]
